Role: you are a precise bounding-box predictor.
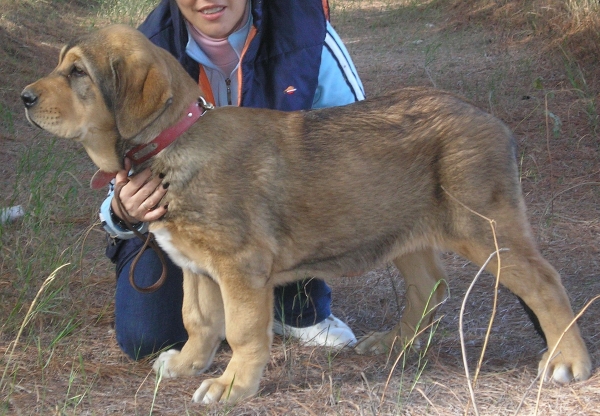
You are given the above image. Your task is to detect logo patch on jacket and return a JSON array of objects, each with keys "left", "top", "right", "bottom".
[{"left": 284, "top": 86, "right": 297, "bottom": 95}]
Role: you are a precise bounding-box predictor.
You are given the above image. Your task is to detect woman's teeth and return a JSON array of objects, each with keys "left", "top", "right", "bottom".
[{"left": 201, "top": 7, "right": 224, "bottom": 14}]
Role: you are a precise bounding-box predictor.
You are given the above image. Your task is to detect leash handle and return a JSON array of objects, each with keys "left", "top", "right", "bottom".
[{"left": 114, "top": 184, "right": 168, "bottom": 293}]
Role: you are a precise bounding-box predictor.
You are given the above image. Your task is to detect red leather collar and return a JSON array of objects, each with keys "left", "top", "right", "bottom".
[
  {"left": 90, "top": 97, "right": 213, "bottom": 189},
  {"left": 126, "top": 99, "right": 207, "bottom": 165}
]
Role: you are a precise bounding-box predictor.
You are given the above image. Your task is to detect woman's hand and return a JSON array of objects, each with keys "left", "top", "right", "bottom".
[{"left": 110, "top": 158, "right": 169, "bottom": 224}]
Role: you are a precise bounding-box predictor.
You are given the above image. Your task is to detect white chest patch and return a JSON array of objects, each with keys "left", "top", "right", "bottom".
[{"left": 152, "top": 227, "right": 210, "bottom": 276}]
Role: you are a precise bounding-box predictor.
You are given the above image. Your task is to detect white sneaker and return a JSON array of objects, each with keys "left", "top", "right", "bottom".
[{"left": 272, "top": 314, "right": 357, "bottom": 349}]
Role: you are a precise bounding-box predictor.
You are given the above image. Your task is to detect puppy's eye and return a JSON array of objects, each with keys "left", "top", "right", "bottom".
[{"left": 69, "top": 66, "right": 87, "bottom": 78}]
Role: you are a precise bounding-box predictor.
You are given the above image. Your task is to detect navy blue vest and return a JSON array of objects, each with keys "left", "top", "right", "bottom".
[{"left": 138, "top": 0, "right": 327, "bottom": 111}]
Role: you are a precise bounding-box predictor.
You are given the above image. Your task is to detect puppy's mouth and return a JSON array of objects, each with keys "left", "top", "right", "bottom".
[
  {"left": 24, "top": 110, "right": 81, "bottom": 141},
  {"left": 24, "top": 110, "right": 43, "bottom": 130}
]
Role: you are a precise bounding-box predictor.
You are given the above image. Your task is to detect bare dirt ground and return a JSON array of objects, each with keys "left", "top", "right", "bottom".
[{"left": 1, "top": 1, "right": 599, "bottom": 415}]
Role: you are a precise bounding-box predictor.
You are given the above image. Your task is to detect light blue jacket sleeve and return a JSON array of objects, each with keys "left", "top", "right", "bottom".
[
  {"left": 99, "top": 184, "right": 148, "bottom": 239},
  {"left": 312, "top": 22, "right": 366, "bottom": 109}
]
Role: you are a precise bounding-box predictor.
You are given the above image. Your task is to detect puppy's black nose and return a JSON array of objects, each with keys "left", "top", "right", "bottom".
[{"left": 21, "top": 89, "right": 38, "bottom": 108}]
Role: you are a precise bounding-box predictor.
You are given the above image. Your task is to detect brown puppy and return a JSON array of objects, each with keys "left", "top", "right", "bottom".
[{"left": 21, "top": 25, "right": 591, "bottom": 404}]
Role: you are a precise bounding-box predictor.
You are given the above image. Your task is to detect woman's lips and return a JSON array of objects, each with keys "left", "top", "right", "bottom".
[{"left": 199, "top": 6, "right": 226, "bottom": 20}]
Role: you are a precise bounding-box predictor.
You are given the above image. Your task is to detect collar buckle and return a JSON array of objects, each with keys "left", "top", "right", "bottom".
[{"left": 198, "top": 96, "right": 215, "bottom": 112}]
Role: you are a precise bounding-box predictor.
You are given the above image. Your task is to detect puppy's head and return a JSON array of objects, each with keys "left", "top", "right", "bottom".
[{"left": 21, "top": 24, "right": 175, "bottom": 173}]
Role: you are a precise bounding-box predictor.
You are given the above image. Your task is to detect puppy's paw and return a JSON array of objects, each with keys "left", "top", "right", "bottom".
[
  {"left": 192, "top": 376, "right": 258, "bottom": 404},
  {"left": 356, "top": 331, "right": 411, "bottom": 355},
  {"left": 355, "top": 332, "right": 390, "bottom": 355},
  {"left": 152, "top": 349, "right": 181, "bottom": 378},
  {"left": 538, "top": 349, "right": 592, "bottom": 383},
  {"left": 355, "top": 330, "right": 422, "bottom": 356}
]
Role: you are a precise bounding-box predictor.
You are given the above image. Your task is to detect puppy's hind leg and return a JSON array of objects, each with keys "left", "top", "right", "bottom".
[
  {"left": 153, "top": 270, "right": 225, "bottom": 378},
  {"left": 355, "top": 248, "right": 448, "bottom": 355},
  {"left": 449, "top": 222, "right": 592, "bottom": 383}
]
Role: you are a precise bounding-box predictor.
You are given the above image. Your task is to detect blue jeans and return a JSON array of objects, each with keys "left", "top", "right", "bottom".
[{"left": 107, "top": 236, "right": 332, "bottom": 360}]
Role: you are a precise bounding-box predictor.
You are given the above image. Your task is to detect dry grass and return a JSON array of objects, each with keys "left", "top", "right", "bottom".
[{"left": 1, "top": 0, "right": 599, "bottom": 414}]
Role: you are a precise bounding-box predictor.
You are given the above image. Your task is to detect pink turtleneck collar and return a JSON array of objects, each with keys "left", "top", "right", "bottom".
[{"left": 186, "top": 5, "right": 250, "bottom": 76}]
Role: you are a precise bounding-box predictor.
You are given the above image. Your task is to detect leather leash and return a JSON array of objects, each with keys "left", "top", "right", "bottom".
[{"left": 113, "top": 97, "right": 214, "bottom": 293}]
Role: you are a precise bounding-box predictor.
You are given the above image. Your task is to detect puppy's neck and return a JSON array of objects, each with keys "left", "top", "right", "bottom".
[{"left": 126, "top": 97, "right": 214, "bottom": 168}]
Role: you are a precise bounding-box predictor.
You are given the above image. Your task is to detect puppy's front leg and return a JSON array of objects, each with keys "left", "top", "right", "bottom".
[
  {"left": 153, "top": 270, "right": 225, "bottom": 377},
  {"left": 192, "top": 272, "right": 273, "bottom": 404}
]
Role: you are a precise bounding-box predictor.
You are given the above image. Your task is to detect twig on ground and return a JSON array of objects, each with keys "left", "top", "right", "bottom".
[
  {"left": 513, "top": 371, "right": 542, "bottom": 415},
  {"left": 543, "top": 181, "right": 600, "bottom": 218},
  {"left": 459, "top": 249, "right": 508, "bottom": 416},
  {"left": 440, "top": 186, "right": 507, "bottom": 416},
  {"left": 415, "top": 386, "right": 441, "bottom": 415}
]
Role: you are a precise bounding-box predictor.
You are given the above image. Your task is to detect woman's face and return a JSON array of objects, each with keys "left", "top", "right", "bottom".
[{"left": 176, "top": 0, "right": 248, "bottom": 39}]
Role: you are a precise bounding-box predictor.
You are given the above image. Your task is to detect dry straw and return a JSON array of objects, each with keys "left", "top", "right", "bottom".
[{"left": 1, "top": 263, "right": 71, "bottom": 395}]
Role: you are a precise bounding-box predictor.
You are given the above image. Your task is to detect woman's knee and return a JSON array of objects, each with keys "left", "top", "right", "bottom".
[{"left": 113, "top": 241, "right": 188, "bottom": 359}]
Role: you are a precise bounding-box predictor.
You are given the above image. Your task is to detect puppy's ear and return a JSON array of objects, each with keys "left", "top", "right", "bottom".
[{"left": 110, "top": 56, "right": 173, "bottom": 139}]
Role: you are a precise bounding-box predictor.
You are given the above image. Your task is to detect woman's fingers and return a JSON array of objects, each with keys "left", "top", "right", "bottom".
[
  {"left": 139, "top": 204, "right": 168, "bottom": 222},
  {"left": 114, "top": 157, "right": 132, "bottom": 188},
  {"left": 137, "top": 179, "right": 169, "bottom": 213},
  {"left": 111, "top": 165, "right": 169, "bottom": 223}
]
